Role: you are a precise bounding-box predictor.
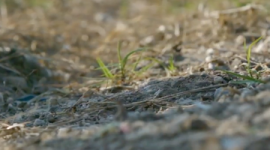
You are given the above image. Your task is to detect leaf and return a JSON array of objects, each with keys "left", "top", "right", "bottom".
[
  {"left": 222, "top": 70, "right": 265, "bottom": 84},
  {"left": 96, "top": 58, "right": 114, "bottom": 79},
  {"left": 246, "top": 37, "right": 262, "bottom": 77},
  {"left": 168, "top": 55, "right": 176, "bottom": 71},
  {"left": 135, "top": 62, "right": 154, "bottom": 75},
  {"left": 122, "top": 48, "right": 146, "bottom": 71},
  {"left": 229, "top": 80, "right": 259, "bottom": 84}
]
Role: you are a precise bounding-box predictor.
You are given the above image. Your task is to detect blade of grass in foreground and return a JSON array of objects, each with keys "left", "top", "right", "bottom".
[
  {"left": 229, "top": 80, "right": 261, "bottom": 84},
  {"left": 96, "top": 58, "right": 114, "bottom": 79},
  {"left": 246, "top": 37, "right": 262, "bottom": 77},
  {"left": 121, "top": 48, "right": 146, "bottom": 71},
  {"left": 118, "top": 44, "right": 146, "bottom": 74},
  {"left": 117, "top": 41, "right": 146, "bottom": 80},
  {"left": 168, "top": 55, "right": 176, "bottom": 71},
  {"left": 222, "top": 70, "right": 265, "bottom": 84}
]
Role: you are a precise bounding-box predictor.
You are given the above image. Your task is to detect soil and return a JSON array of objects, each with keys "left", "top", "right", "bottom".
[{"left": 1, "top": 0, "right": 270, "bottom": 150}]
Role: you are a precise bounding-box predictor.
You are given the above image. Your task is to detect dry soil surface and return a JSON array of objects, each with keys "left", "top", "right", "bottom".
[{"left": 1, "top": 0, "right": 270, "bottom": 150}]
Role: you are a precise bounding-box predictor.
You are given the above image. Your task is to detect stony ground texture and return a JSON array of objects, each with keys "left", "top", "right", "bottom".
[{"left": 1, "top": 0, "right": 270, "bottom": 150}]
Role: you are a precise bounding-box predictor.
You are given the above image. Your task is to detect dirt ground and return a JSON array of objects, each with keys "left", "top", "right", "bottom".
[{"left": 1, "top": 0, "right": 270, "bottom": 150}]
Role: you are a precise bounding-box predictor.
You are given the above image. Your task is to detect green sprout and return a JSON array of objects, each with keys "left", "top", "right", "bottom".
[
  {"left": 96, "top": 58, "right": 115, "bottom": 80},
  {"left": 96, "top": 41, "right": 146, "bottom": 83},
  {"left": 223, "top": 37, "right": 265, "bottom": 84},
  {"left": 117, "top": 41, "right": 146, "bottom": 81},
  {"left": 168, "top": 55, "right": 177, "bottom": 73}
]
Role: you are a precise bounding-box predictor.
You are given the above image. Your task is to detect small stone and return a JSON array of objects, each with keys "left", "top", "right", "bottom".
[
  {"left": 214, "top": 87, "right": 230, "bottom": 100},
  {"left": 206, "top": 48, "right": 214, "bottom": 55},
  {"left": 240, "top": 88, "right": 256, "bottom": 100},
  {"left": 213, "top": 76, "right": 226, "bottom": 84},
  {"left": 235, "top": 35, "right": 245, "bottom": 47},
  {"left": 94, "top": 12, "right": 114, "bottom": 23},
  {"left": 158, "top": 25, "right": 166, "bottom": 32},
  {"left": 189, "top": 119, "right": 209, "bottom": 131},
  {"left": 231, "top": 58, "right": 242, "bottom": 70},
  {"left": 158, "top": 106, "right": 183, "bottom": 115},
  {"left": 33, "top": 119, "right": 46, "bottom": 127},
  {"left": 47, "top": 114, "right": 57, "bottom": 123},
  {"left": 208, "top": 63, "right": 215, "bottom": 70},
  {"left": 57, "top": 127, "right": 72, "bottom": 138},
  {"left": 205, "top": 55, "right": 212, "bottom": 63},
  {"left": 140, "top": 35, "right": 155, "bottom": 46}
]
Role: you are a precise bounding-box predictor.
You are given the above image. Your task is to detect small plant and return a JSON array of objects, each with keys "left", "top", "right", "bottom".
[
  {"left": 131, "top": 55, "right": 155, "bottom": 77},
  {"left": 117, "top": 42, "right": 146, "bottom": 81},
  {"left": 167, "top": 55, "right": 177, "bottom": 74},
  {"left": 96, "top": 42, "right": 179, "bottom": 83},
  {"left": 96, "top": 41, "right": 146, "bottom": 84},
  {"left": 223, "top": 37, "right": 265, "bottom": 84},
  {"left": 245, "top": 37, "right": 262, "bottom": 78}
]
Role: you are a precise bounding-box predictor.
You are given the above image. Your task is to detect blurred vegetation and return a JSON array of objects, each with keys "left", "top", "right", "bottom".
[
  {"left": 1, "top": 0, "right": 268, "bottom": 16},
  {"left": 0, "top": 0, "right": 53, "bottom": 12}
]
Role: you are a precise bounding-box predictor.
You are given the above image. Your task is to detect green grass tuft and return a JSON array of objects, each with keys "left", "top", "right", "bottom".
[
  {"left": 223, "top": 37, "right": 265, "bottom": 84},
  {"left": 117, "top": 41, "right": 146, "bottom": 81},
  {"left": 97, "top": 42, "right": 146, "bottom": 83}
]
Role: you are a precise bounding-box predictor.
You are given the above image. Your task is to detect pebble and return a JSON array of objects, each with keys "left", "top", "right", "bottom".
[
  {"left": 33, "top": 119, "right": 46, "bottom": 127},
  {"left": 213, "top": 76, "right": 226, "bottom": 84},
  {"left": 214, "top": 87, "right": 231, "bottom": 101},
  {"left": 240, "top": 88, "right": 256, "bottom": 100}
]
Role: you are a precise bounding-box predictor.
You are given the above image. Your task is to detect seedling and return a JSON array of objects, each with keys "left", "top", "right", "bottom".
[
  {"left": 245, "top": 37, "right": 262, "bottom": 78},
  {"left": 223, "top": 37, "right": 265, "bottom": 84},
  {"left": 167, "top": 55, "right": 177, "bottom": 74},
  {"left": 96, "top": 41, "right": 146, "bottom": 84},
  {"left": 117, "top": 42, "right": 146, "bottom": 81}
]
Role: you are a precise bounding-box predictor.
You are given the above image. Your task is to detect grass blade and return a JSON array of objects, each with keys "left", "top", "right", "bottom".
[
  {"left": 222, "top": 70, "right": 265, "bottom": 83},
  {"left": 117, "top": 42, "right": 146, "bottom": 81},
  {"left": 122, "top": 48, "right": 146, "bottom": 70},
  {"left": 96, "top": 58, "right": 114, "bottom": 79},
  {"left": 168, "top": 55, "right": 176, "bottom": 71},
  {"left": 117, "top": 41, "right": 123, "bottom": 70},
  {"left": 246, "top": 37, "right": 262, "bottom": 77},
  {"left": 229, "top": 80, "right": 260, "bottom": 84},
  {"left": 135, "top": 62, "right": 154, "bottom": 75}
]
